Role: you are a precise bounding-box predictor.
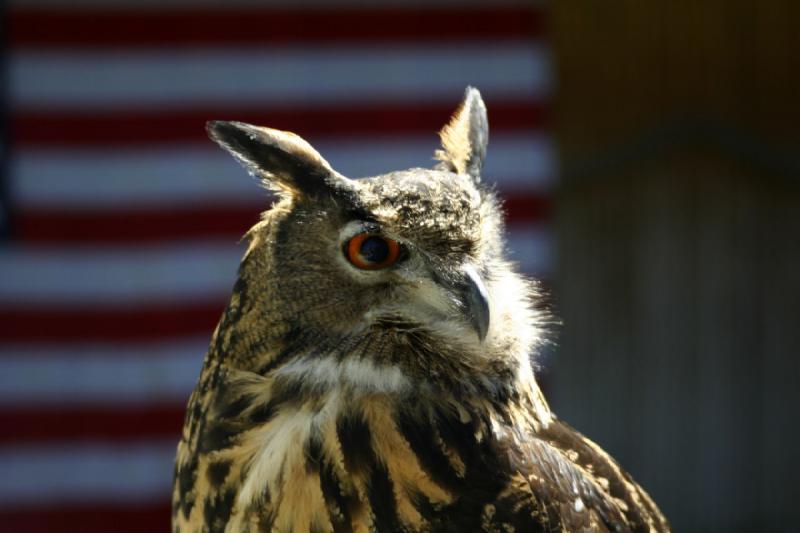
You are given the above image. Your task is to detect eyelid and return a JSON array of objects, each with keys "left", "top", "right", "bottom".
[
  {"left": 341, "top": 220, "right": 380, "bottom": 242},
  {"left": 355, "top": 221, "right": 381, "bottom": 235}
]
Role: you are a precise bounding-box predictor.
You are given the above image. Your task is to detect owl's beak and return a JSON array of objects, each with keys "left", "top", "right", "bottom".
[{"left": 460, "top": 265, "right": 491, "bottom": 342}]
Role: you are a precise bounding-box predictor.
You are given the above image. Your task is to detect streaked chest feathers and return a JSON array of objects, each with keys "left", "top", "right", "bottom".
[{"left": 174, "top": 356, "right": 538, "bottom": 533}]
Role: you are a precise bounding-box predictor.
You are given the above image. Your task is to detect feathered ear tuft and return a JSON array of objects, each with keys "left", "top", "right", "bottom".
[
  {"left": 207, "top": 120, "right": 351, "bottom": 199},
  {"left": 434, "top": 87, "right": 488, "bottom": 181}
]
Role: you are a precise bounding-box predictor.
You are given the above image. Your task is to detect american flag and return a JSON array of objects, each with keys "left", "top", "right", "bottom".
[{"left": 0, "top": 1, "right": 554, "bottom": 530}]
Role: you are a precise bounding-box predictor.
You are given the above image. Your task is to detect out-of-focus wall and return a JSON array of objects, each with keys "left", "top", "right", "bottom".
[{"left": 550, "top": 2, "right": 800, "bottom": 531}]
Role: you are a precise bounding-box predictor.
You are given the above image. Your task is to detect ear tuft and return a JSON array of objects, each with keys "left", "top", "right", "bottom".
[
  {"left": 434, "top": 87, "right": 489, "bottom": 181},
  {"left": 207, "top": 120, "right": 349, "bottom": 199}
]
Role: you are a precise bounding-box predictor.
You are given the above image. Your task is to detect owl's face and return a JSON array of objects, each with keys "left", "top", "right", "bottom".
[
  {"left": 269, "top": 168, "right": 499, "bottom": 341},
  {"left": 209, "top": 89, "right": 542, "bottom": 390}
]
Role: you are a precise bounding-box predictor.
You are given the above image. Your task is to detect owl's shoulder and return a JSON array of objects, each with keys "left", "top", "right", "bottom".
[{"left": 477, "top": 416, "right": 669, "bottom": 532}]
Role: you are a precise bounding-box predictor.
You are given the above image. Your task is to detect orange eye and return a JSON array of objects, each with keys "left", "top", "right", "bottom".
[{"left": 345, "top": 233, "right": 401, "bottom": 270}]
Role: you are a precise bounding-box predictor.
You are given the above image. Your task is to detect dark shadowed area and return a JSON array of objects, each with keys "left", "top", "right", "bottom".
[{"left": 548, "top": 2, "right": 800, "bottom": 532}]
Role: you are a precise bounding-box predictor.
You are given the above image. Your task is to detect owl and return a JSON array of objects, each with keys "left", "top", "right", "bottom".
[{"left": 172, "top": 88, "right": 669, "bottom": 532}]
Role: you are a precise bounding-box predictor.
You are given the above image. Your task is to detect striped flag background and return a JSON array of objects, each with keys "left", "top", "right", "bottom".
[{"left": 1, "top": 1, "right": 554, "bottom": 531}]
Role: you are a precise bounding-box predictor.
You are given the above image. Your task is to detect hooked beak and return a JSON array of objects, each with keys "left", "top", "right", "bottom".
[{"left": 460, "top": 265, "right": 490, "bottom": 342}]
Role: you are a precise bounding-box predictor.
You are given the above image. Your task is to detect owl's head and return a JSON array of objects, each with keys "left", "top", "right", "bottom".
[{"left": 209, "top": 88, "right": 545, "bottom": 397}]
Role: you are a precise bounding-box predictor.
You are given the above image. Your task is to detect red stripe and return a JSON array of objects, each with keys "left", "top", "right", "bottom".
[
  {"left": 13, "top": 194, "right": 551, "bottom": 244},
  {"left": 503, "top": 193, "right": 553, "bottom": 224},
  {"left": 10, "top": 6, "right": 544, "bottom": 48},
  {"left": 0, "top": 502, "right": 170, "bottom": 533},
  {"left": 0, "top": 301, "right": 224, "bottom": 343},
  {"left": 0, "top": 404, "right": 185, "bottom": 444},
  {"left": 11, "top": 101, "right": 548, "bottom": 148},
  {"left": 14, "top": 202, "right": 264, "bottom": 244}
]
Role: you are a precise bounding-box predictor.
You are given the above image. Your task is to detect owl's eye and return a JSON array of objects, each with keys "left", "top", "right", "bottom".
[{"left": 345, "top": 233, "right": 401, "bottom": 270}]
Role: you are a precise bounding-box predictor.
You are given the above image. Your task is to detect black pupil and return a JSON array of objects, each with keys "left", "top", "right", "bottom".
[{"left": 359, "top": 236, "right": 390, "bottom": 264}]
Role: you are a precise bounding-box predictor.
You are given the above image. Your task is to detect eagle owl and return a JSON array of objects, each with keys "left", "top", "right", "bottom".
[{"left": 172, "top": 88, "right": 669, "bottom": 532}]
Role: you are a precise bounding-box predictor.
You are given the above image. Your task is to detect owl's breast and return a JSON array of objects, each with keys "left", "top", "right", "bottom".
[{"left": 174, "top": 378, "right": 461, "bottom": 532}]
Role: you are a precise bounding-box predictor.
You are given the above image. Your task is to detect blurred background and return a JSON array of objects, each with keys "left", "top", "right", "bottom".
[{"left": 0, "top": 1, "right": 797, "bottom": 532}]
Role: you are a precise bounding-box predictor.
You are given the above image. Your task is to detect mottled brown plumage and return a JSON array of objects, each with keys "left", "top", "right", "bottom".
[{"left": 172, "top": 88, "right": 670, "bottom": 532}]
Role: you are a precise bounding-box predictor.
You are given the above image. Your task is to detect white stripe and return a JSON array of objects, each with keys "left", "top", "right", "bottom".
[
  {"left": 12, "top": 134, "right": 556, "bottom": 207},
  {"left": 507, "top": 223, "right": 554, "bottom": 277},
  {"left": 0, "top": 341, "right": 205, "bottom": 405},
  {"left": 11, "top": 44, "right": 551, "bottom": 109},
  {"left": 0, "top": 226, "right": 551, "bottom": 305},
  {"left": 0, "top": 442, "right": 175, "bottom": 505},
  {"left": 0, "top": 242, "right": 242, "bottom": 304}
]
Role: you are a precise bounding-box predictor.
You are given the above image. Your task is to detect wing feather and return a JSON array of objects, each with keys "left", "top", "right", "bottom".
[{"left": 490, "top": 417, "right": 670, "bottom": 532}]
